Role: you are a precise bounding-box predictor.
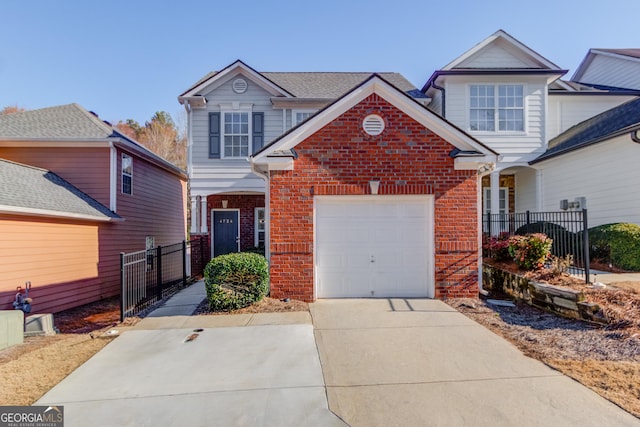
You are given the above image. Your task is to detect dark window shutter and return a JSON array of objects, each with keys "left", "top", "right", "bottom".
[
  {"left": 252, "top": 112, "right": 264, "bottom": 154},
  {"left": 209, "top": 112, "right": 221, "bottom": 158}
]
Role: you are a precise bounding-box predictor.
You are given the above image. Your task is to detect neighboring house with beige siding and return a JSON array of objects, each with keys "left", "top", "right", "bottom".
[{"left": 0, "top": 104, "right": 188, "bottom": 313}]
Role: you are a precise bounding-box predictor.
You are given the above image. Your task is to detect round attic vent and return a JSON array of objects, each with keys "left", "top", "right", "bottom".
[
  {"left": 232, "top": 78, "right": 248, "bottom": 94},
  {"left": 363, "top": 114, "right": 385, "bottom": 136}
]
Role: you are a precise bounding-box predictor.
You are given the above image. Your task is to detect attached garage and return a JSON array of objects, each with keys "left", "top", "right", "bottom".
[
  {"left": 315, "top": 196, "right": 433, "bottom": 298},
  {"left": 252, "top": 75, "right": 497, "bottom": 302}
]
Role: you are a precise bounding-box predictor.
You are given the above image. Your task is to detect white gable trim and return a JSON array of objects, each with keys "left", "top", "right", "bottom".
[
  {"left": 179, "top": 61, "right": 292, "bottom": 100},
  {"left": 442, "top": 30, "right": 561, "bottom": 71},
  {"left": 253, "top": 76, "right": 496, "bottom": 166}
]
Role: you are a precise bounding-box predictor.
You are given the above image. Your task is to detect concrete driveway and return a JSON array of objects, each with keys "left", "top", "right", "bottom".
[
  {"left": 37, "top": 314, "right": 345, "bottom": 427},
  {"left": 310, "top": 298, "right": 640, "bottom": 427},
  {"left": 37, "top": 292, "right": 639, "bottom": 426}
]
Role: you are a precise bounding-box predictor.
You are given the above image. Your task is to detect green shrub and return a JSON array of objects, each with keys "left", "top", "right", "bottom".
[
  {"left": 204, "top": 252, "right": 269, "bottom": 311},
  {"left": 589, "top": 223, "right": 640, "bottom": 271},
  {"left": 508, "top": 233, "right": 553, "bottom": 270},
  {"left": 242, "top": 245, "right": 265, "bottom": 256}
]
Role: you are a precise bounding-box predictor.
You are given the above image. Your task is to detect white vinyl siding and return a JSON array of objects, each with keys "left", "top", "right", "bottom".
[
  {"left": 514, "top": 167, "right": 537, "bottom": 212},
  {"left": 457, "top": 40, "right": 545, "bottom": 69},
  {"left": 577, "top": 54, "right": 640, "bottom": 91},
  {"left": 538, "top": 135, "right": 640, "bottom": 227},
  {"left": 189, "top": 75, "right": 280, "bottom": 194},
  {"left": 547, "top": 95, "right": 636, "bottom": 140}
]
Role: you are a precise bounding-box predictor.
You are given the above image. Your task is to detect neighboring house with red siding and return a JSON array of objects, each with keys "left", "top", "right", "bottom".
[{"left": 0, "top": 104, "right": 188, "bottom": 313}]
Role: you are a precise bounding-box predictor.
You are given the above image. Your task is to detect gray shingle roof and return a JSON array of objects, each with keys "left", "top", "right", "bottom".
[
  {"left": 182, "top": 63, "right": 424, "bottom": 99},
  {"left": 0, "top": 103, "right": 114, "bottom": 139},
  {"left": 261, "top": 72, "right": 420, "bottom": 98},
  {"left": 0, "top": 158, "right": 121, "bottom": 221},
  {"left": 532, "top": 97, "right": 640, "bottom": 163}
]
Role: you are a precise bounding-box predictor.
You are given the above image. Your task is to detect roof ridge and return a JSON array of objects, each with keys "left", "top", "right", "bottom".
[{"left": 69, "top": 103, "right": 115, "bottom": 134}]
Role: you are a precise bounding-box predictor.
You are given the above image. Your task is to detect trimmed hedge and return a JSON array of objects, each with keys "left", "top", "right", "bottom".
[
  {"left": 204, "top": 252, "right": 269, "bottom": 311},
  {"left": 589, "top": 223, "right": 640, "bottom": 271}
]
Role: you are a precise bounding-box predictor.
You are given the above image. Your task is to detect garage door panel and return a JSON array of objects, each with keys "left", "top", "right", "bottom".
[{"left": 316, "top": 196, "right": 434, "bottom": 298}]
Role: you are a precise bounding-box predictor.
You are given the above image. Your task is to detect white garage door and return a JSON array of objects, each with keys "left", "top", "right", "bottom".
[{"left": 315, "top": 196, "right": 434, "bottom": 298}]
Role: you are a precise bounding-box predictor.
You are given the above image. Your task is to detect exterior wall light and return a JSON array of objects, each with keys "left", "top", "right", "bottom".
[{"left": 369, "top": 180, "right": 380, "bottom": 195}]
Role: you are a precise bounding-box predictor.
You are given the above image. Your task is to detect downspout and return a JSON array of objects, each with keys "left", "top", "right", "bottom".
[
  {"left": 631, "top": 129, "right": 640, "bottom": 144},
  {"left": 430, "top": 78, "right": 446, "bottom": 117}
]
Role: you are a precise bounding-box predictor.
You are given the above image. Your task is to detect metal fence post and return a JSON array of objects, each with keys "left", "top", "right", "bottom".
[
  {"left": 120, "top": 252, "right": 125, "bottom": 322},
  {"left": 583, "top": 209, "right": 590, "bottom": 283},
  {"left": 182, "top": 240, "right": 187, "bottom": 286},
  {"left": 156, "top": 245, "right": 163, "bottom": 300},
  {"left": 525, "top": 210, "right": 531, "bottom": 234}
]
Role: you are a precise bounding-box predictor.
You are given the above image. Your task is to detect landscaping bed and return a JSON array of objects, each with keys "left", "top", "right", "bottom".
[{"left": 448, "top": 297, "right": 640, "bottom": 418}]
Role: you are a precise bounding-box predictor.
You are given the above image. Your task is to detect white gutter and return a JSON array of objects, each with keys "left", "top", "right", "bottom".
[{"left": 0, "top": 205, "right": 123, "bottom": 222}]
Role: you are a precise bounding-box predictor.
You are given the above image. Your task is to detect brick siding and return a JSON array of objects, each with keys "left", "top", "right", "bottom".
[{"left": 269, "top": 94, "right": 479, "bottom": 302}]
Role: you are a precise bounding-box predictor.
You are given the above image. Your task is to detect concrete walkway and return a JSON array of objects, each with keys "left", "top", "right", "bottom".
[{"left": 310, "top": 299, "right": 640, "bottom": 427}]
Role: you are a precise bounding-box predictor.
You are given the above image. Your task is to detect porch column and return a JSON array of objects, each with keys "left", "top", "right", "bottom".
[
  {"left": 536, "top": 169, "right": 543, "bottom": 211},
  {"left": 490, "top": 171, "right": 500, "bottom": 236},
  {"left": 200, "top": 197, "right": 208, "bottom": 234},
  {"left": 190, "top": 196, "right": 198, "bottom": 234}
]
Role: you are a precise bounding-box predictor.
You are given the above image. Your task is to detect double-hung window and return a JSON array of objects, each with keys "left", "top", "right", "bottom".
[
  {"left": 121, "top": 154, "right": 132, "bottom": 195},
  {"left": 223, "top": 112, "right": 249, "bottom": 157},
  {"left": 208, "top": 111, "right": 264, "bottom": 158},
  {"left": 292, "top": 110, "right": 315, "bottom": 127},
  {"left": 470, "top": 84, "right": 524, "bottom": 132}
]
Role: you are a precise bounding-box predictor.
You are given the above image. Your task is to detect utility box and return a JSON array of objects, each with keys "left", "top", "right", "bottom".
[
  {"left": 25, "top": 313, "right": 57, "bottom": 337},
  {"left": 0, "top": 310, "right": 24, "bottom": 350}
]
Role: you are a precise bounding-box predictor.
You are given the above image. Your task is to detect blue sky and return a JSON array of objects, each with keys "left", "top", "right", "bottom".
[{"left": 1, "top": 0, "right": 638, "bottom": 125}]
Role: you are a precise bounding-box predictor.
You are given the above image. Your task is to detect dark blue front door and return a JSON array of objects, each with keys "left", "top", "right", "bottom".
[{"left": 213, "top": 210, "right": 239, "bottom": 256}]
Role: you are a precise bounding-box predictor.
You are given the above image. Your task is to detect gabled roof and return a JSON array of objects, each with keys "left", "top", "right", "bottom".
[
  {"left": 0, "top": 158, "right": 121, "bottom": 222},
  {"left": 422, "top": 30, "right": 566, "bottom": 92},
  {"left": 572, "top": 48, "right": 640, "bottom": 83},
  {"left": 252, "top": 74, "right": 496, "bottom": 169},
  {"left": 179, "top": 60, "right": 424, "bottom": 101},
  {"left": 531, "top": 97, "right": 640, "bottom": 164},
  {"left": 0, "top": 104, "right": 187, "bottom": 178},
  {"left": 0, "top": 103, "right": 114, "bottom": 139},
  {"left": 441, "top": 30, "right": 562, "bottom": 71}
]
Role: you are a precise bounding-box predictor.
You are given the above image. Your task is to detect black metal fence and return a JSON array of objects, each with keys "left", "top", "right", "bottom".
[
  {"left": 483, "top": 210, "right": 590, "bottom": 282},
  {"left": 120, "top": 237, "right": 209, "bottom": 320}
]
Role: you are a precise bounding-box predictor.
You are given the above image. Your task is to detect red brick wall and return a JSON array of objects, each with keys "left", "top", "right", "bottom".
[
  {"left": 269, "top": 93, "right": 479, "bottom": 301},
  {"left": 206, "top": 195, "right": 265, "bottom": 251}
]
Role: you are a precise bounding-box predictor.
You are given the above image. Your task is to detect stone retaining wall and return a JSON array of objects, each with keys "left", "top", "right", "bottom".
[{"left": 482, "top": 264, "right": 606, "bottom": 324}]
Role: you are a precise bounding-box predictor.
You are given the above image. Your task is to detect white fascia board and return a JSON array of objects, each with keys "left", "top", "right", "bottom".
[
  {"left": 254, "top": 77, "right": 496, "bottom": 163},
  {"left": 0, "top": 205, "right": 121, "bottom": 222},
  {"left": 267, "top": 157, "right": 294, "bottom": 171},
  {"left": 443, "top": 30, "right": 561, "bottom": 71},
  {"left": 454, "top": 155, "right": 497, "bottom": 170},
  {"left": 180, "top": 61, "right": 292, "bottom": 99}
]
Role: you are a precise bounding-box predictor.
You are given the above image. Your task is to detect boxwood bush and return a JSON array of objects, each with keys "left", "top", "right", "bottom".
[
  {"left": 204, "top": 252, "right": 269, "bottom": 311},
  {"left": 589, "top": 223, "right": 640, "bottom": 271}
]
